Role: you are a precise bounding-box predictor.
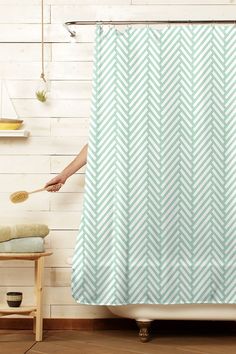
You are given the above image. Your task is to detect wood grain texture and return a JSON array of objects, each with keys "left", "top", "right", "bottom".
[
  {"left": 51, "top": 5, "right": 236, "bottom": 22},
  {"left": 0, "top": 5, "right": 50, "bottom": 23}
]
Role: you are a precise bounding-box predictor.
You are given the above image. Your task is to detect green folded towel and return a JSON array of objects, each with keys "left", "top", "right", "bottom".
[
  {"left": 0, "top": 224, "right": 49, "bottom": 243},
  {"left": 0, "top": 237, "right": 45, "bottom": 253}
]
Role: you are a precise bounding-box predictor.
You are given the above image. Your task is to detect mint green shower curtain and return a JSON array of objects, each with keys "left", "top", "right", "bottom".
[{"left": 72, "top": 24, "right": 236, "bottom": 305}]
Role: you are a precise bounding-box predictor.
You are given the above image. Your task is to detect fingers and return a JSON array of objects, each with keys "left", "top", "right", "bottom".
[
  {"left": 46, "top": 183, "right": 64, "bottom": 192},
  {"left": 44, "top": 182, "right": 55, "bottom": 189}
]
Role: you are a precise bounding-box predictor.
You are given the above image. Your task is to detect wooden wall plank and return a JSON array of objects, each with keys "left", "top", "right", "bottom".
[
  {"left": 0, "top": 154, "right": 86, "bottom": 176},
  {"left": 0, "top": 5, "right": 50, "bottom": 23},
  {"left": 1, "top": 268, "right": 37, "bottom": 286},
  {"left": 132, "top": 0, "right": 235, "bottom": 4},
  {"left": 13, "top": 99, "right": 91, "bottom": 118},
  {"left": 44, "top": 287, "right": 78, "bottom": 305},
  {"left": 0, "top": 62, "right": 93, "bottom": 80},
  {"left": 50, "top": 193, "right": 84, "bottom": 211},
  {"left": 0, "top": 24, "right": 95, "bottom": 43},
  {"left": 45, "top": 249, "right": 75, "bottom": 268},
  {"left": 52, "top": 43, "right": 94, "bottom": 62},
  {"left": 6, "top": 81, "right": 92, "bottom": 99},
  {"left": 51, "top": 305, "right": 114, "bottom": 319},
  {"left": 48, "top": 230, "right": 78, "bottom": 249},
  {"left": 0, "top": 137, "right": 88, "bottom": 155},
  {"left": 51, "top": 5, "right": 236, "bottom": 22},
  {"left": 0, "top": 267, "right": 72, "bottom": 289},
  {"left": 0, "top": 174, "right": 51, "bottom": 192},
  {"left": 0, "top": 44, "right": 51, "bottom": 62},
  {"left": 0, "top": 156, "right": 50, "bottom": 173},
  {"left": 51, "top": 156, "right": 86, "bottom": 174},
  {"left": 0, "top": 211, "right": 81, "bottom": 229},
  {"left": 51, "top": 118, "right": 90, "bottom": 136},
  {"left": 49, "top": 62, "right": 93, "bottom": 80},
  {"left": 0, "top": 0, "right": 131, "bottom": 4},
  {"left": 45, "top": 268, "right": 71, "bottom": 287},
  {"left": 22, "top": 118, "right": 51, "bottom": 137}
]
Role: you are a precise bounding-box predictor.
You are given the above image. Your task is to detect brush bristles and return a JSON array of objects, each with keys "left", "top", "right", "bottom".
[{"left": 10, "top": 191, "right": 29, "bottom": 203}]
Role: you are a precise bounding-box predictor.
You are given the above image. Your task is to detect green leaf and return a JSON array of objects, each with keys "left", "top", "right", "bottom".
[{"left": 36, "top": 90, "right": 47, "bottom": 102}]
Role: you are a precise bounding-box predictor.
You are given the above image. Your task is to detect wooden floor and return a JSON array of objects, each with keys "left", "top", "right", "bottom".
[{"left": 0, "top": 321, "right": 236, "bottom": 354}]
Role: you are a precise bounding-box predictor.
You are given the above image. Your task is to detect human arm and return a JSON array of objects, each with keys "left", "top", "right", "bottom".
[{"left": 45, "top": 143, "right": 88, "bottom": 192}]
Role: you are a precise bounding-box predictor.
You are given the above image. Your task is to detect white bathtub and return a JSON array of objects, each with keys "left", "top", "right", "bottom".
[{"left": 107, "top": 304, "right": 236, "bottom": 342}]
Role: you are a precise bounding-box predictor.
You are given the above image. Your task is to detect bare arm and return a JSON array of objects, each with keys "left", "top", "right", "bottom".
[
  {"left": 59, "top": 144, "right": 88, "bottom": 180},
  {"left": 45, "top": 144, "right": 88, "bottom": 192}
]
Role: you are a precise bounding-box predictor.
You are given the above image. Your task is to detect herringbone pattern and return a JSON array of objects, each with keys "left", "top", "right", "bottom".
[{"left": 72, "top": 24, "right": 236, "bottom": 305}]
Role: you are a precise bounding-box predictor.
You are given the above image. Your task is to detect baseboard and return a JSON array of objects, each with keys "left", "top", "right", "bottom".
[
  {"left": 0, "top": 318, "right": 235, "bottom": 332},
  {"left": 0, "top": 318, "right": 137, "bottom": 330}
]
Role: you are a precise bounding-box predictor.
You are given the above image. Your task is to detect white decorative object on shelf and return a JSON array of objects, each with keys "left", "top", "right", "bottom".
[
  {"left": 0, "top": 79, "right": 18, "bottom": 119},
  {"left": 0, "top": 129, "right": 29, "bottom": 137},
  {"left": 0, "top": 79, "right": 29, "bottom": 138}
]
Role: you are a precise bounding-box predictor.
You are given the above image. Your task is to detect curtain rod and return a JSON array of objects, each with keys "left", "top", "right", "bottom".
[
  {"left": 64, "top": 20, "right": 236, "bottom": 36},
  {"left": 65, "top": 20, "right": 236, "bottom": 25}
]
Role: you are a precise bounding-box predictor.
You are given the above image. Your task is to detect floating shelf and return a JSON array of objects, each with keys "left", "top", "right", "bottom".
[{"left": 0, "top": 129, "right": 30, "bottom": 138}]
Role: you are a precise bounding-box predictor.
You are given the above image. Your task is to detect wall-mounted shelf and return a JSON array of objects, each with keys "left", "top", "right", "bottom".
[{"left": 0, "top": 130, "right": 30, "bottom": 138}]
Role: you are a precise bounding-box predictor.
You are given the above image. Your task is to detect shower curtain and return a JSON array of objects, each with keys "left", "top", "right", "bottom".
[{"left": 72, "top": 24, "right": 236, "bottom": 305}]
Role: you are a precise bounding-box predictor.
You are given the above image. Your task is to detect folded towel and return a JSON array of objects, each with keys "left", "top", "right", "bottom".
[
  {"left": 0, "top": 237, "right": 45, "bottom": 253},
  {"left": 0, "top": 224, "right": 49, "bottom": 243}
]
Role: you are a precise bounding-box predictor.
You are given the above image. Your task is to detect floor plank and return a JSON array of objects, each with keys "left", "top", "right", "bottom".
[
  {"left": 0, "top": 324, "right": 235, "bottom": 354},
  {"left": 0, "top": 329, "right": 35, "bottom": 354}
]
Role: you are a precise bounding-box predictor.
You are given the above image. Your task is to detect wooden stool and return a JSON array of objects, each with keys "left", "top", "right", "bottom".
[{"left": 0, "top": 252, "right": 52, "bottom": 341}]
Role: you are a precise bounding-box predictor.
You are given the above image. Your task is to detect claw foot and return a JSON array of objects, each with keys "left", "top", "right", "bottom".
[{"left": 136, "top": 320, "right": 152, "bottom": 342}]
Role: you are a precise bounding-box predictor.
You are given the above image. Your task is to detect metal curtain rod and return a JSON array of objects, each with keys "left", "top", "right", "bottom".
[
  {"left": 64, "top": 20, "right": 236, "bottom": 37},
  {"left": 65, "top": 20, "right": 236, "bottom": 25}
]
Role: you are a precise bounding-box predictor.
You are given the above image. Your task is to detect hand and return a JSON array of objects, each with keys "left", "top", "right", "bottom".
[{"left": 44, "top": 174, "right": 66, "bottom": 192}]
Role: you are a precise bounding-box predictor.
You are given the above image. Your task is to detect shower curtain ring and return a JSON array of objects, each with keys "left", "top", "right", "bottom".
[
  {"left": 109, "top": 20, "right": 115, "bottom": 29},
  {"left": 97, "top": 20, "right": 103, "bottom": 28},
  {"left": 126, "top": 23, "right": 132, "bottom": 31}
]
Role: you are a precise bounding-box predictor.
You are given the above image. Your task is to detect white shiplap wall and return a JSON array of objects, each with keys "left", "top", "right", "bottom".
[{"left": 0, "top": 0, "right": 235, "bottom": 319}]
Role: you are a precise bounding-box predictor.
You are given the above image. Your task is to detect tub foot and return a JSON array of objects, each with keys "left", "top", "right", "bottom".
[{"left": 136, "top": 320, "right": 152, "bottom": 342}]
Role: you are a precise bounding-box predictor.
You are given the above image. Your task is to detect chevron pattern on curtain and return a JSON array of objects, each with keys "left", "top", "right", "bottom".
[{"left": 71, "top": 24, "right": 236, "bottom": 305}]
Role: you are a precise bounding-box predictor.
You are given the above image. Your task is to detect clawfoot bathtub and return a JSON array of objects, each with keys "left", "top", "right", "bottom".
[{"left": 108, "top": 304, "right": 236, "bottom": 342}]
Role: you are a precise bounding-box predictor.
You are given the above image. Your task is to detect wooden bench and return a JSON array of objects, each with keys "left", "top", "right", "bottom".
[{"left": 0, "top": 252, "right": 52, "bottom": 341}]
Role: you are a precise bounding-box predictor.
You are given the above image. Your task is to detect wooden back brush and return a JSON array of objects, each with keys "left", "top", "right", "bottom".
[{"left": 10, "top": 188, "right": 47, "bottom": 203}]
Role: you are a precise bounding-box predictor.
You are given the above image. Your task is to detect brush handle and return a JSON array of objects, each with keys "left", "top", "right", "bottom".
[{"left": 28, "top": 187, "right": 47, "bottom": 195}]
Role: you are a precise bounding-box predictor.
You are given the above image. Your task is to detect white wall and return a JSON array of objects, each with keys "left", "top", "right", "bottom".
[{"left": 0, "top": 0, "right": 235, "bottom": 319}]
